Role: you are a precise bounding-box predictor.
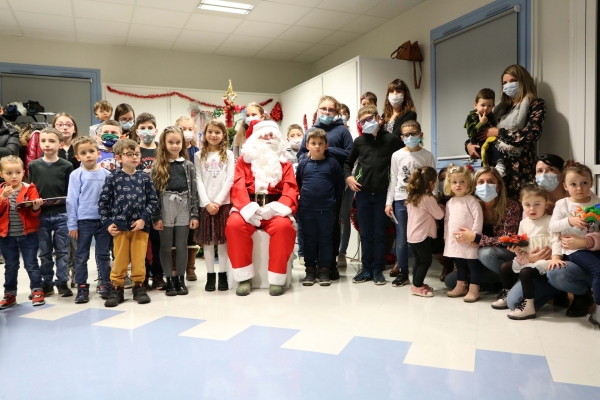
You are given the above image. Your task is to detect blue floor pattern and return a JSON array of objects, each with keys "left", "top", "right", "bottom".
[{"left": 1, "top": 304, "right": 599, "bottom": 400}]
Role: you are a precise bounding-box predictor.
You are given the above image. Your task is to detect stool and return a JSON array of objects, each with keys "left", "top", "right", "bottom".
[{"left": 227, "top": 229, "right": 293, "bottom": 289}]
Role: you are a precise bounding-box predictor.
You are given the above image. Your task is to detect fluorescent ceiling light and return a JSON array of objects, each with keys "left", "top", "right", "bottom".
[{"left": 198, "top": 0, "right": 254, "bottom": 14}]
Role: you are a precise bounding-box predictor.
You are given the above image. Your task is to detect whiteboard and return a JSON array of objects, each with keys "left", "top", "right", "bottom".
[{"left": 435, "top": 12, "right": 518, "bottom": 158}]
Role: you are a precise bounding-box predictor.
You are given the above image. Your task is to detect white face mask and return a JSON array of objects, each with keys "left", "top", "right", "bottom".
[
  {"left": 183, "top": 130, "right": 194, "bottom": 142},
  {"left": 388, "top": 94, "right": 404, "bottom": 107},
  {"left": 288, "top": 138, "right": 301, "bottom": 150}
]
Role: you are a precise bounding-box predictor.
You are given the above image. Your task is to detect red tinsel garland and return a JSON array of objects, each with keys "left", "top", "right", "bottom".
[
  {"left": 312, "top": 111, "right": 317, "bottom": 127},
  {"left": 270, "top": 102, "right": 283, "bottom": 122},
  {"left": 106, "top": 86, "right": 273, "bottom": 110},
  {"left": 303, "top": 114, "right": 308, "bottom": 131}
]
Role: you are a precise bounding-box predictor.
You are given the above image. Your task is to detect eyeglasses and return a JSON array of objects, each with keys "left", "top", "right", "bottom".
[
  {"left": 318, "top": 107, "right": 336, "bottom": 114},
  {"left": 401, "top": 131, "right": 421, "bottom": 138},
  {"left": 55, "top": 123, "right": 74, "bottom": 129},
  {"left": 123, "top": 152, "right": 141, "bottom": 159},
  {"left": 359, "top": 115, "right": 377, "bottom": 124}
]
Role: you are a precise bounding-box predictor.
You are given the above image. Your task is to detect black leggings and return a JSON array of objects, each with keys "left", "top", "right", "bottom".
[
  {"left": 409, "top": 237, "right": 433, "bottom": 287},
  {"left": 500, "top": 261, "right": 541, "bottom": 299},
  {"left": 455, "top": 258, "right": 482, "bottom": 285}
]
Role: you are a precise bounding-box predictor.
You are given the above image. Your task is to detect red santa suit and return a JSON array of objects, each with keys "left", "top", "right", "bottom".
[{"left": 225, "top": 120, "right": 299, "bottom": 286}]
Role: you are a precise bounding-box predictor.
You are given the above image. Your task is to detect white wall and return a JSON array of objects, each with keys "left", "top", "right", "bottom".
[{"left": 0, "top": 35, "right": 312, "bottom": 94}]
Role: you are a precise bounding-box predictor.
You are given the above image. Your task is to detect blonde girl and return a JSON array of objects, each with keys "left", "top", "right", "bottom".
[
  {"left": 444, "top": 164, "right": 484, "bottom": 302},
  {"left": 405, "top": 166, "right": 445, "bottom": 297},
  {"left": 233, "top": 102, "right": 266, "bottom": 160},
  {"left": 152, "top": 126, "right": 199, "bottom": 297},
  {"left": 194, "top": 120, "right": 234, "bottom": 291}
]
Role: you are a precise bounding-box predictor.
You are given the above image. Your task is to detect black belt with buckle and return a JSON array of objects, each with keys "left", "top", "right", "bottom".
[{"left": 249, "top": 192, "right": 281, "bottom": 207}]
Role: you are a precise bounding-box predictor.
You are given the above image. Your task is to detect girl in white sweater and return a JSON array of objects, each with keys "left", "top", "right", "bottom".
[{"left": 194, "top": 120, "right": 235, "bottom": 292}]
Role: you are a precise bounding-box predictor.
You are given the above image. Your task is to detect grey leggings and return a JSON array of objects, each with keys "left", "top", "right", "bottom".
[{"left": 159, "top": 226, "right": 190, "bottom": 276}]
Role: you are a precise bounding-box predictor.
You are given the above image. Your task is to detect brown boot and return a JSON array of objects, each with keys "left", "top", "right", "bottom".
[
  {"left": 171, "top": 249, "right": 177, "bottom": 277},
  {"left": 389, "top": 261, "right": 399, "bottom": 277},
  {"left": 186, "top": 248, "right": 197, "bottom": 281},
  {"left": 434, "top": 254, "right": 454, "bottom": 282}
]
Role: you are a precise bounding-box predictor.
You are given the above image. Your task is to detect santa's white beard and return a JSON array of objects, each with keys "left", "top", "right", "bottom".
[{"left": 243, "top": 138, "right": 284, "bottom": 187}]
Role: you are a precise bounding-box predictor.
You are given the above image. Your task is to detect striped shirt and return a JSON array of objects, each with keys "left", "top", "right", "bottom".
[{"left": 8, "top": 188, "right": 23, "bottom": 237}]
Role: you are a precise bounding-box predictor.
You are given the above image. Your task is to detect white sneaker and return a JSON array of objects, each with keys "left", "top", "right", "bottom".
[
  {"left": 298, "top": 257, "right": 305, "bottom": 266},
  {"left": 124, "top": 275, "right": 134, "bottom": 289},
  {"left": 508, "top": 297, "right": 536, "bottom": 320},
  {"left": 491, "top": 289, "right": 509, "bottom": 310}
]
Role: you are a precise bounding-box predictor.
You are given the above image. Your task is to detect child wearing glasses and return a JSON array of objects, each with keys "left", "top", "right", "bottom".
[
  {"left": 53, "top": 113, "right": 80, "bottom": 170},
  {"left": 385, "top": 120, "right": 435, "bottom": 287}
]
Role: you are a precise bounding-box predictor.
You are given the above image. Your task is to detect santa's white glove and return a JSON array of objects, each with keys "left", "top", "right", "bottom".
[
  {"left": 256, "top": 205, "right": 276, "bottom": 220},
  {"left": 248, "top": 213, "right": 263, "bottom": 227}
]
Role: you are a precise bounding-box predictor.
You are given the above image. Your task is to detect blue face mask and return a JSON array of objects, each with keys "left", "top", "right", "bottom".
[
  {"left": 536, "top": 173, "right": 559, "bottom": 192},
  {"left": 403, "top": 135, "right": 421, "bottom": 149},
  {"left": 101, "top": 134, "right": 119, "bottom": 148},
  {"left": 120, "top": 121, "right": 134, "bottom": 131},
  {"left": 318, "top": 114, "right": 335, "bottom": 125},
  {"left": 362, "top": 120, "right": 379, "bottom": 134},
  {"left": 503, "top": 81, "right": 519, "bottom": 98},
  {"left": 475, "top": 183, "right": 498, "bottom": 202},
  {"left": 341, "top": 115, "right": 348, "bottom": 125}
]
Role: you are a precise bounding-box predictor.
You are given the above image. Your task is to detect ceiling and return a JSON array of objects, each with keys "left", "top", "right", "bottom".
[{"left": 0, "top": 0, "right": 425, "bottom": 64}]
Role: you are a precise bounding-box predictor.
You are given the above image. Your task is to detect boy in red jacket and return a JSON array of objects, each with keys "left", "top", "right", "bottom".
[{"left": 0, "top": 155, "right": 44, "bottom": 309}]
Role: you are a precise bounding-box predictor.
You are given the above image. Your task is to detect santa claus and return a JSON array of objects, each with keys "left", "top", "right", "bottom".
[{"left": 225, "top": 120, "right": 299, "bottom": 296}]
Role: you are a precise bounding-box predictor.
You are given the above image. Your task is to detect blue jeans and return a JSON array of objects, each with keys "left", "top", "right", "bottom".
[
  {"left": 393, "top": 200, "right": 414, "bottom": 275},
  {"left": 356, "top": 192, "right": 388, "bottom": 273},
  {"left": 547, "top": 261, "right": 592, "bottom": 295},
  {"left": 297, "top": 209, "right": 334, "bottom": 268},
  {"left": 339, "top": 185, "right": 354, "bottom": 255},
  {"left": 507, "top": 277, "right": 558, "bottom": 311},
  {"left": 38, "top": 213, "right": 69, "bottom": 286},
  {"left": 565, "top": 250, "right": 600, "bottom": 304},
  {"left": 297, "top": 220, "right": 304, "bottom": 257},
  {"left": 0, "top": 233, "right": 41, "bottom": 295},
  {"left": 479, "top": 246, "right": 515, "bottom": 275},
  {"left": 74, "top": 220, "right": 112, "bottom": 286}
]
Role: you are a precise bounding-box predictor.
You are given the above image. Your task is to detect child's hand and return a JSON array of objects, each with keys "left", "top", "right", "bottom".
[
  {"left": 108, "top": 223, "right": 120, "bottom": 237},
  {"left": 561, "top": 234, "right": 589, "bottom": 251},
  {"left": 206, "top": 202, "right": 219, "bottom": 215},
  {"left": 153, "top": 220, "right": 164, "bottom": 231},
  {"left": 346, "top": 176, "right": 362, "bottom": 192},
  {"left": 69, "top": 230, "right": 78, "bottom": 240},
  {"left": 568, "top": 216, "right": 589, "bottom": 230},
  {"left": 1, "top": 186, "right": 14, "bottom": 200},
  {"left": 548, "top": 256, "right": 567, "bottom": 270},
  {"left": 190, "top": 219, "right": 199, "bottom": 229},
  {"left": 131, "top": 219, "right": 145, "bottom": 232},
  {"left": 478, "top": 112, "right": 488, "bottom": 125},
  {"left": 506, "top": 245, "right": 521, "bottom": 254},
  {"left": 385, "top": 205, "right": 393, "bottom": 218},
  {"left": 31, "top": 198, "right": 43, "bottom": 211}
]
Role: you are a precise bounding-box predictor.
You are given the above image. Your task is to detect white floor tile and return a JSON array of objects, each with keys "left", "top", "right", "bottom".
[
  {"left": 476, "top": 330, "right": 545, "bottom": 356},
  {"left": 179, "top": 320, "right": 251, "bottom": 341},
  {"left": 404, "top": 342, "right": 476, "bottom": 372},
  {"left": 280, "top": 326, "right": 355, "bottom": 355},
  {"left": 546, "top": 356, "right": 600, "bottom": 387}
]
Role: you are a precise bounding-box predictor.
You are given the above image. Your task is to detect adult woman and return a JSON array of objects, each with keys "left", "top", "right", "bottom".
[
  {"left": 466, "top": 65, "right": 546, "bottom": 198},
  {"left": 381, "top": 79, "right": 417, "bottom": 141},
  {"left": 534, "top": 154, "right": 567, "bottom": 214}
]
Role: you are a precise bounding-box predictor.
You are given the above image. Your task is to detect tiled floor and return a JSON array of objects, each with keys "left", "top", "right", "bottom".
[{"left": 1, "top": 255, "right": 600, "bottom": 399}]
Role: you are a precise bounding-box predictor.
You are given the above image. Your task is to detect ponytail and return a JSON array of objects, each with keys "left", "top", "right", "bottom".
[{"left": 406, "top": 166, "right": 438, "bottom": 206}]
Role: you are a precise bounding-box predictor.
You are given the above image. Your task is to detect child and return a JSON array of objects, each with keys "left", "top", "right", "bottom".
[
  {"left": 385, "top": 120, "right": 435, "bottom": 287},
  {"left": 0, "top": 156, "right": 44, "bottom": 309},
  {"left": 405, "top": 166, "right": 445, "bottom": 297},
  {"left": 67, "top": 137, "right": 112, "bottom": 303},
  {"left": 176, "top": 115, "right": 201, "bottom": 280},
  {"left": 493, "top": 184, "right": 560, "bottom": 319},
  {"left": 53, "top": 113, "right": 80, "bottom": 170},
  {"left": 360, "top": 92, "right": 377, "bottom": 107},
  {"left": 432, "top": 167, "right": 455, "bottom": 282},
  {"left": 152, "top": 127, "right": 199, "bottom": 296},
  {"left": 96, "top": 120, "right": 121, "bottom": 172},
  {"left": 464, "top": 88, "right": 505, "bottom": 175},
  {"left": 98, "top": 139, "right": 158, "bottom": 307},
  {"left": 114, "top": 103, "right": 135, "bottom": 139},
  {"left": 233, "top": 102, "right": 266, "bottom": 160},
  {"left": 344, "top": 105, "right": 402, "bottom": 285},
  {"left": 549, "top": 162, "right": 600, "bottom": 327},
  {"left": 194, "top": 120, "right": 234, "bottom": 291},
  {"left": 296, "top": 128, "right": 344, "bottom": 286},
  {"left": 285, "top": 124, "right": 303, "bottom": 167},
  {"left": 89, "top": 100, "right": 113, "bottom": 136},
  {"left": 444, "top": 164, "right": 484, "bottom": 302},
  {"left": 340, "top": 104, "right": 350, "bottom": 128},
  {"left": 28, "top": 128, "right": 74, "bottom": 297},
  {"left": 132, "top": 113, "right": 165, "bottom": 289}
]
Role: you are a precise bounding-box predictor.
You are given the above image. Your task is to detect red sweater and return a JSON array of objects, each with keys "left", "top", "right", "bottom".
[{"left": 0, "top": 182, "right": 41, "bottom": 237}]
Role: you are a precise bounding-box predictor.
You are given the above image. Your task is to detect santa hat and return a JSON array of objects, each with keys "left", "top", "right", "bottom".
[{"left": 246, "top": 120, "right": 280, "bottom": 140}]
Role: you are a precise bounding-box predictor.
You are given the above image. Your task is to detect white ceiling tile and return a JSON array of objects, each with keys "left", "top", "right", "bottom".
[
  {"left": 128, "top": 24, "right": 182, "bottom": 41},
  {"left": 0, "top": 26, "right": 22, "bottom": 36},
  {"left": 73, "top": 1, "right": 133, "bottom": 23},
  {"left": 8, "top": 0, "right": 72, "bottom": 16},
  {"left": 0, "top": 0, "right": 9, "bottom": 9},
  {"left": 291, "top": 54, "right": 322, "bottom": 63},
  {"left": 172, "top": 42, "right": 219, "bottom": 54},
  {"left": 221, "top": 34, "right": 272, "bottom": 51},
  {"left": 135, "top": 0, "right": 199, "bottom": 12},
  {"left": 75, "top": 18, "right": 130, "bottom": 37},
  {"left": 301, "top": 43, "right": 338, "bottom": 57},
  {"left": 246, "top": 2, "right": 311, "bottom": 25},
  {"left": 13, "top": 12, "right": 74, "bottom": 32},
  {"left": 232, "top": 20, "right": 291, "bottom": 39},
  {"left": 77, "top": 33, "right": 127, "bottom": 46},
  {"left": 262, "top": 39, "right": 312, "bottom": 54},
  {"left": 366, "top": 0, "right": 424, "bottom": 18},
  {"left": 214, "top": 47, "right": 258, "bottom": 58},
  {"left": 96, "top": 0, "right": 135, "bottom": 4},
  {"left": 0, "top": 11, "right": 17, "bottom": 26},
  {"left": 185, "top": 14, "right": 242, "bottom": 34},
  {"left": 23, "top": 28, "right": 76, "bottom": 41},
  {"left": 176, "top": 30, "right": 228, "bottom": 46},
  {"left": 254, "top": 51, "right": 295, "bottom": 61},
  {"left": 267, "top": 0, "right": 321, "bottom": 6},
  {"left": 131, "top": 7, "right": 189, "bottom": 29},
  {"left": 339, "top": 14, "right": 389, "bottom": 34},
  {"left": 277, "top": 26, "right": 333, "bottom": 43},
  {"left": 295, "top": 9, "right": 358, "bottom": 30},
  {"left": 317, "top": 0, "right": 383, "bottom": 14},
  {"left": 319, "top": 30, "right": 362, "bottom": 46},
  {"left": 126, "top": 37, "right": 173, "bottom": 50}
]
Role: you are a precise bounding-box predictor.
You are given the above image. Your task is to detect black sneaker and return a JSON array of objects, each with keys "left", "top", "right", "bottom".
[
  {"left": 352, "top": 269, "right": 372, "bottom": 283},
  {"left": 318, "top": 268, "right": 331, "bottom": 286},
  {"left": 302, "top": 269, "right": 316, "bottom": 286},
  {"left": 152, "top": 276, "right": 166, "bottom": 290},
  {"left": 391, "top": 272, "right": 410, "bottom": 287},
  {"left": 165, "top": 277, "right": 177, "bottom": 296},
  {"left": 567, "top": 291, "right": 594, "bottom": 317},
  {"left": 329, "top": 265, "right": 340, "bottom": 281},
  {"left": 104, "top": 287, "right": 124, "bottom": 307},
  {"left": 98, "top": 283, "right": 112, "bottom": 300},
  {"left": 373, "top": 270, "right": 386, "bottom": 286},
  {"left": 57, "top": 282, "right": 73, "bottom": 297},
  {"left": 75, "top": 284, "right": 90, "bottom": 304},
  {"left": 175, "top": 276, "right": 189, "bottom": 295},
  {"left": 132, "top": 283, "right": 151, "bottom": 304},
  {"left": 42, "top": 283, "right": 55, "bottom": 296}
]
